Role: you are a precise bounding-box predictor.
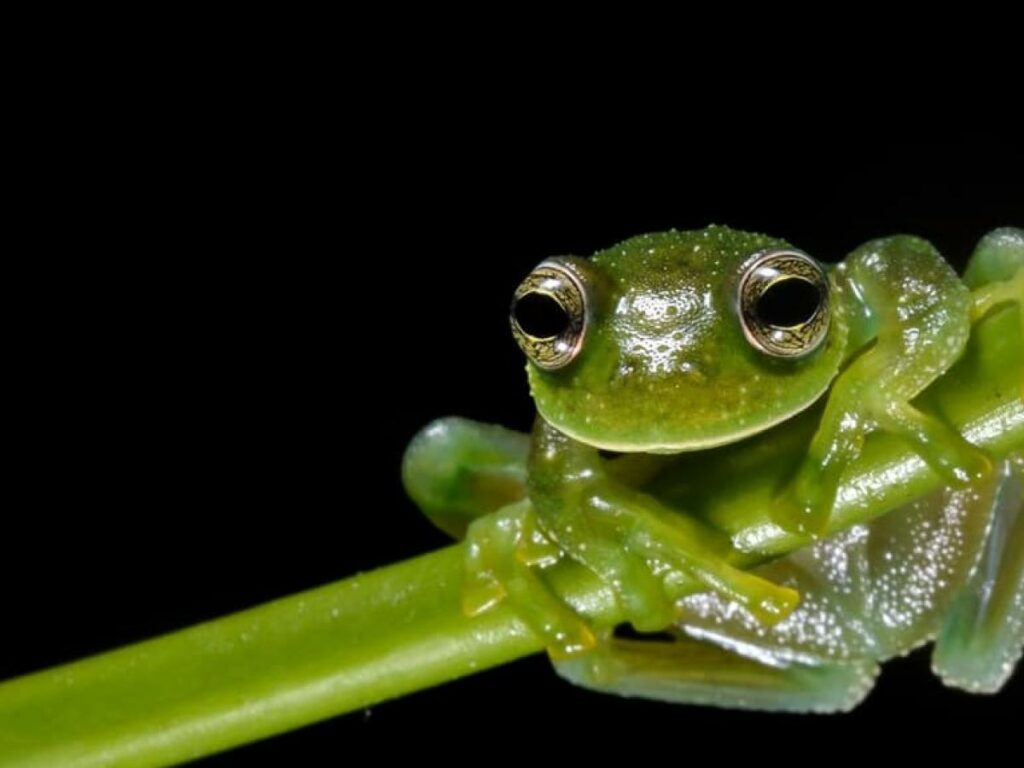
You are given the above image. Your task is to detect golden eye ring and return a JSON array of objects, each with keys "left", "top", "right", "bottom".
[
  {"left": 510, "top": 260, "right": 588, "bottom": 370},
  {"left": 738, "top": 249, "right": 830, "bottom": 359}
]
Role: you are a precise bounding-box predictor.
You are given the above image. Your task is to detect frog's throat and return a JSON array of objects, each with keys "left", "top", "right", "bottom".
[{"left": 537, "top": 384, "right": 829, "bottom": 454}]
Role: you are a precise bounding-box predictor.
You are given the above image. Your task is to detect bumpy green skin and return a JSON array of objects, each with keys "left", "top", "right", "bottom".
[
  {"left": 405, "top": 226, "right": 1024, "bottom": 711},
  {"left": 528, "top": 228, "right": 846, "bottom": 451}
]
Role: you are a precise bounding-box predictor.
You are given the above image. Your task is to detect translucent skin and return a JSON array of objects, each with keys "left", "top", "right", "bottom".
[{"left": 404, "top": 226, "right": 1024, "bottom": 711}]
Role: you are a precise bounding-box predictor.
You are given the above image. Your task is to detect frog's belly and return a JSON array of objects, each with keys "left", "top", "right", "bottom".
[{"left": 674, "top": 457, "right": 1022, "bottom": 671}]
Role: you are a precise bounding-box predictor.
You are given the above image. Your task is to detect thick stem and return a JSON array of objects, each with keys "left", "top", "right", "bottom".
[
  {"left": 0, "top": 308, "right": 1020, "bottom": 767},
  {"left": 0, "top": 546, "right": 619, "bottom": 768}
]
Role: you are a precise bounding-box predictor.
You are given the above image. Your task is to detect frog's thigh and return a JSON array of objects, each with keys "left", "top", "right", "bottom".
[
  {"left": 933, "top": 455, "right": 1024, "bottom": 693},
  {"left": 553, "top": 636, "right": 877, "bottom": 713},
  {"left": 402, "top": 417, "right": 529, "bottom": 537}
]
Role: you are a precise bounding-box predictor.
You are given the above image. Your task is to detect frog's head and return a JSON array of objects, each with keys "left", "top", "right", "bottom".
[{"left": 510, "top": 226, "right": 847, "bottom": 452}]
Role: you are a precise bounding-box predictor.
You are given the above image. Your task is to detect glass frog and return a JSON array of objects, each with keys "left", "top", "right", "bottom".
[{"left": 403, "top": 226, "right": 1024, "bottom": 711}]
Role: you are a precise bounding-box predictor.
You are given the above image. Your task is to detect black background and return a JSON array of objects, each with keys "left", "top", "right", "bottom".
[{"left": 8, "top": 109, "right": 1022, "bottom": 765}]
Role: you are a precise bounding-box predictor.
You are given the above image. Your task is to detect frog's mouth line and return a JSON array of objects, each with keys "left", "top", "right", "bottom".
[{"left": 538, "top": 385, "right": 828, "bottom": 454}]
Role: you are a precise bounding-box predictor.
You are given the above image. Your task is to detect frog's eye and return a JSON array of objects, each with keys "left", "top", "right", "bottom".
[
  {"left": 738, "top": 249, "right": 830, "bottom": 358},
  {"left": 510, "top": 260, "right": 587, "bottom": 370}
]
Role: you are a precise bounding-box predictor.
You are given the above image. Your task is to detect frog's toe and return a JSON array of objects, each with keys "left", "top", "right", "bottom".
[
  {"left": 461, "top": 570, "right": 506, "bottom": 616},
  {"left": 722, "top": 569, "right": 801, "bottom": 626},
  {"left": 608, "top": 555, "right": 681, "bottom": 633},
  {"left": 619, "top": 523, "right": 801, "bottom": 627}
]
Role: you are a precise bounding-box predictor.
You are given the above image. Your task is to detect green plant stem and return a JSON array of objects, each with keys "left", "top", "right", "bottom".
[
  {"left": 0, "top": 546, "right": 612, "bottom": 768},
  {"left": 0, "top": 309, "right": 1021, "bottom": 768}
]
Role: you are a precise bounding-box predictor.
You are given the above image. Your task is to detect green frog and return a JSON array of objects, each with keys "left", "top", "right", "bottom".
[{"left": 403, "top": 225, "right": 1024, "bottom": 711}]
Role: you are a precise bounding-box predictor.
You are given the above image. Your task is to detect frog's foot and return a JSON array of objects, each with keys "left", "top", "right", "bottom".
[{"left": 462, "top": 501, "right": 597, "bottom": 658}]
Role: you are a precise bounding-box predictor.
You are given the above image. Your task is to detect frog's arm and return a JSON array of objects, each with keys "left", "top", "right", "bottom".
[
  {"left": 528, "top": 420, "right": 799, "bottom": 631},
  {"left": 771, "top": 233, "right": 1018, "bottom": 533},
  {"left": 404, "top": 416, "right": 799, "bottom": 653}
]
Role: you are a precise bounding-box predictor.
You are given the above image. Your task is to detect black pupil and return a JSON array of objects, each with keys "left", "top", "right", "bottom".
[
  {"left": 755, "top": 278, "right": 821, "bottom": 327},
  {"left": 514, "top": 293, "right": 571, "bottom": 338}
]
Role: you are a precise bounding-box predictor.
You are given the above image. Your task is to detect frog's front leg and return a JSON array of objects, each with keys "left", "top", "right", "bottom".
[
  {"left": 772, "top": 235, "right": 995, "bottom": 533},
  {"left": 531, "top": 420, "right": 800, "bottom": 632}
]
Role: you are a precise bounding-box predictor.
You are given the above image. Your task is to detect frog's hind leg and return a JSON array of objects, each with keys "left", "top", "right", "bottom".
[
  {"left": 403, "top": 417, "right": 530, "bottom": 538},
  {"left": 933, "top": 455, "right": 1024, "bottom": 693},
  {"left": 554, "top": 634, "right": 877, "bottom": 713}
]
